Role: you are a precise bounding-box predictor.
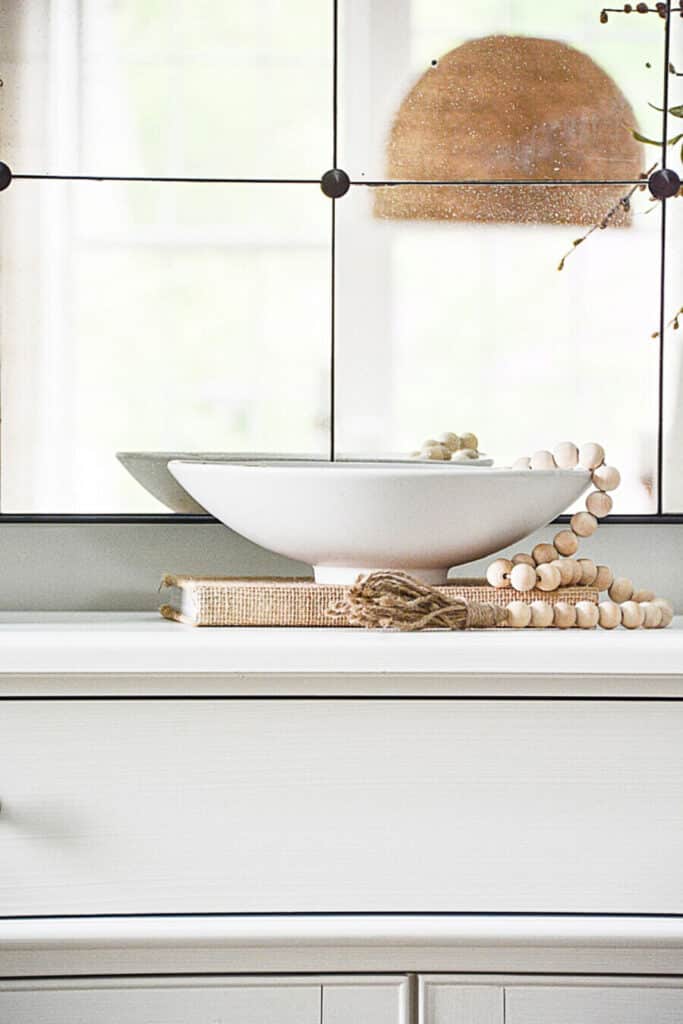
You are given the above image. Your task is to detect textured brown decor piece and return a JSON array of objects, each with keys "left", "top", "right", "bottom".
[
  {"left": 374, "top": 35, "right": 643, "bottom": 225},
  {"left": 160, "top": 574, "right": 597, "bottom": 628}
]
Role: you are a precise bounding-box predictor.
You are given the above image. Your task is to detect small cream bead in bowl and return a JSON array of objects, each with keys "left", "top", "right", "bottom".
[
  {"left": 579, "top": 442, "right": 605, "bottom": 470},
  {"left": 586, "top": 490, "right": 613, "bottom": 519},
  {"left": 553, "top": 530, "right": 578, "bottom": 557},
  {"left": 437, "top": 432, "right": 460, "bottom": 452},
  {"left": 506, "top": 601, "right": 532, "bottom": 628},
  {"left": 598, "top": 601, "right": 622, "bottom": 629},
  {"left": 535, "top": 563, "right": 562, "bottom": 592},
  {"left": 459, "top": 432, "right": 478, "bottom": 451},
  {"left": 575, "top": 600, "right": 599, "bottom": 629},
  {"left": 553, "top": 441, "right": 579, "bottom": 469},
  {"left": 530, "top": 600, "right": 554, "bottom": 628},
  {"left": 486, "top": 558, "right": 513, "bottom": 588},
  {"left": 621, "top": 600, "right": 645, "bottom": 630},
  {"left": 510, "top": 563, "right": 538, "bottom": 593},
  {"left": 570, "top": 511, "right": 598, "bottom": 537},
  {"left": 530, "top": 450, "right": 556, "bottom": 471},
  {"left": 450, "top": 448, "right": 479, "bottom": 463},
  {"left": 511, "top": 456, "right": 531, "bottom": 470},
  {"left": 420, "top": 444, "right": 449, "bottom": 461}
]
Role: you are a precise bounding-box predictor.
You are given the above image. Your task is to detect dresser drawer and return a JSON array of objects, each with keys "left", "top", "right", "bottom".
[{"left": 1, "top": 699, "right": 682, "bottom": 915}]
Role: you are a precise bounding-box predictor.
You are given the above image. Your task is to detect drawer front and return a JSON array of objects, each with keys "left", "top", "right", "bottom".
[
  {"left": 0, "top": 976, "right": 408, "bottom": 1024},
  {"left": 1, "top": 699, "right": 682, "bottom": 915},
  {"left": 420, "top": 979, "right": 683, "bottom": 1024},
  {"left": 0, "top": 978, "right": 321, "bottom": 1024}
]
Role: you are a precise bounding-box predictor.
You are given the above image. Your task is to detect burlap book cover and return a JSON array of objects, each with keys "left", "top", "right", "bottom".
[{"left": 160, "top": 574, "right": 598, "bottom": 628}]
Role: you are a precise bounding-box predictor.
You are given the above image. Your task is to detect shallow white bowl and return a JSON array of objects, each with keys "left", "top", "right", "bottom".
[{"left": 169, "top": 460, "right": 591, "bottom": 584}]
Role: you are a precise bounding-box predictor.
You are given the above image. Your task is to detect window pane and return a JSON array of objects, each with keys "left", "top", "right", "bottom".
[
  {"left": 0, "top": 0, "right": 331, "bottom": 178},
  {"left": 0, "top": 181, "right": 330, "bottom": 512},
  {"left": 340, "top": 0, "right": 664, "bottom": 184},
  {"left": 336, "top": 183, "right": 660, "bottom": 513}
]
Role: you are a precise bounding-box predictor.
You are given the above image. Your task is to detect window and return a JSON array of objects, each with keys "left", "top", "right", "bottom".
[{"left": 0, "top": 0, "right": 681, "bottom": 516}]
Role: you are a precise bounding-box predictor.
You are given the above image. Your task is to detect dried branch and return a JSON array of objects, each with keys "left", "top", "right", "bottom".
[{"left": 557, "top": 166, "right": 655, "bottom": 272}]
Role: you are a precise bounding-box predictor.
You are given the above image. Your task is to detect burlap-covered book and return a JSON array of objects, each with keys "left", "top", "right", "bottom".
[{"left": 159, "top": 574, "right": 598, "bottom": 627}]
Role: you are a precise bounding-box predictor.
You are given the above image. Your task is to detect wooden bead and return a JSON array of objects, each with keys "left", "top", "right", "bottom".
[
  {"left": 460, "top": 432, "right": 478, "bottom": 450},
  {"left": 437, "top": 431, "right": 460, "bottom": 452},
  {"left": 512, "top": 552, "right": 536, "bottom": 566},
  {"left": 579, "top": 442, "right": 605, "bottom": 470},
  {"left": 535, "top": 563, "right": 562, "bottom": 592},
  {"left": 509, "top": 563, "right": 538, "bottom": 593},
  {"left": 553, "top": 530, "right": 579, "bottom": 556},
  {"left": 632, "top": 588, "right": 656, "bottom": 604},
  {"left": 532, "top": 542, "right": 558, "bottom": 565},
  {"left": 570, "top": 511, "right": 598, "bottom": 537},
  {"left": 621, "top": 600, "right": 645, "bottom": 630},
  {"left": 512, "top": 457, "right": 531, "bottom": 470},
  {"left": 506, "top": 600, "right": 531, "bottom": 628},
  {"left": 591, "top": 464, "right": 621, "bottom": 492},
  {"left": 551, "top": 558, "right": 575, "bottom": 587},
  {"left": 641, "top": 602, "right": 663, "bottom": 629},
  {"left": 568, "top": 558, "right": 584, "bottom": 586},
  {"left": 575, "top": 600, "right": 599, "bottom": 629},
  {"left": 553, "top": 441, "right": 579, "bottom": 469},
  {"left": 486, "top": 558, "right": 513, "bottom": 588},
  {"left": 585, "top": 490, "right": 613, "bottom": 519},
  {"left": 598, "top": 601, "right": 622, "bottom": 629},
  {"left": 577, "top": 558, "right": 598, "bottom": 586},
  {"left": 529, "top": 600, "right": 554, "bottom": 628},
  {"left": 653, "top": 598, "right": 674, "bottom": 628},
  {"left": 553, "top": 601, "right": 576, "bottom": 629},
  {"left": 608, "top": 577, "right": 634, "bottom": 604},
  {"left": 530, "top": 450, "right": 556, "bottom": 470},
  {"left": 593, "top": 565, "right": 614, "bottom": 592}
]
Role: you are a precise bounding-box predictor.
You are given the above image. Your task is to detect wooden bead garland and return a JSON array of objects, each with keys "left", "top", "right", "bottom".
[{"left": 484, "top": 440, "right": 674, "bottom": 629}]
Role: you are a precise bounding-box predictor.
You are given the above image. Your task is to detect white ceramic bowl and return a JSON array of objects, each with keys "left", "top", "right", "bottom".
[{"left": 169, "top": 460, "right": 591, "bottom": 584}]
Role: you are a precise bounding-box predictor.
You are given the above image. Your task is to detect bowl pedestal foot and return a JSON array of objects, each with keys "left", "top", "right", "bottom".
[{"left": 313, "top": 565, "right": 450, "bottom": 586}]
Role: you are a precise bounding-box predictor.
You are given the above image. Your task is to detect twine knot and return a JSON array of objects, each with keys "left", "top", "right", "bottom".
[{"left": 328, "top": 571, "right": 509, "bottom": 631}]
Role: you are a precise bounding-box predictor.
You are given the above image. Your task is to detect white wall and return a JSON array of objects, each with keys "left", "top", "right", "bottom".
[{"left": 0, "top": 523, "right": 679, "bottom": 612}]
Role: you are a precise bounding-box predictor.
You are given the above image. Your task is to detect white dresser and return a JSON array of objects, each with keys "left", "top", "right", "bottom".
[{"left": 1, "top": 614, "right": 682, "bottom": 1022}]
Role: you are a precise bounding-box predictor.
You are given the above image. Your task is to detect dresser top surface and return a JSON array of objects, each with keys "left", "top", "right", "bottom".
[{"left": 0, "top": 612, "right": 681, "bottom": 695}]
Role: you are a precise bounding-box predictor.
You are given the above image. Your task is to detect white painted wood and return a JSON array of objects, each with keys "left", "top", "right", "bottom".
[
  {"left": 2, "top": 699, "right": 683, "bottom": 915},
  {"left": 0, "top": 977, "right": 321, "bottom": 1024},
  {"left": 420, "top": 979, "right": 503, "bottom": 1024},
  {"left": 323, "top": 977, "right": 409, "bottom": 1023},
  {"left": 506, "top": 985, "right": 683, "bottom": 1023},
  {"left": 3, "top": 916, "right": 683, "bottom": 978},
  {"left": 0, "top": 612, "right": 681, "bottom": 682},
  {"left": 4, "top": 916, "right": 683, "bottom": 978}
]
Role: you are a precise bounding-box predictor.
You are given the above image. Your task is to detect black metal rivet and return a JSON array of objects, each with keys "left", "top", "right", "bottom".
[
  {"left": 0, "top": 161, "right": 12, "bottom": 191},
  {"left": 321, "top": 168, "right": 350, "bottom": 198},
  {"left": 648, "top": 168, "right": 681, "bottom": 200}
]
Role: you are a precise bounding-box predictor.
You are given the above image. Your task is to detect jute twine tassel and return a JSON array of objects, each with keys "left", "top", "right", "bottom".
[{"left": 328, "top": 571, "right": 508, "bottom": 631}]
